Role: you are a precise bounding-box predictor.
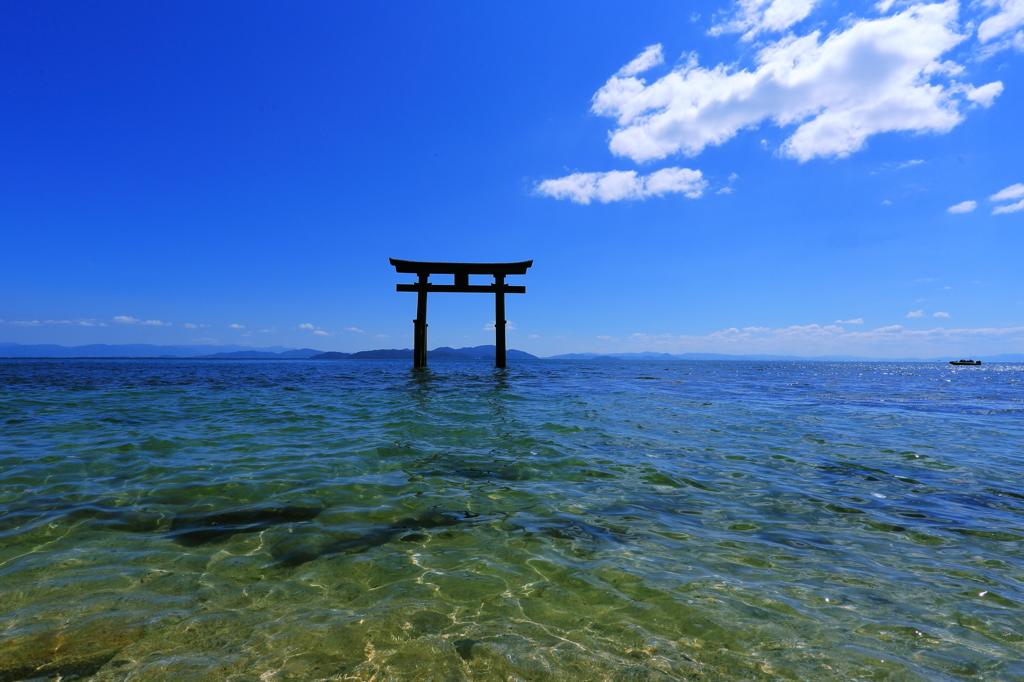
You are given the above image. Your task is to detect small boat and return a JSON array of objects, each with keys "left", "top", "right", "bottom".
[{"left": 949, "top": 359, "right": 981, "bottom": 365}]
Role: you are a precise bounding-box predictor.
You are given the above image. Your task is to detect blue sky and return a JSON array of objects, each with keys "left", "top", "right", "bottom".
[{"left": 2, "top": 0, "right": 1022, "bottom": 357}]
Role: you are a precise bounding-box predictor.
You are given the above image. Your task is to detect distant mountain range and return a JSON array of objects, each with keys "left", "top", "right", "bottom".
[
  {"left": 2, "top": 342, "right": 1020, "bottom": 362},
  {"left": 0, "top": 342, "right": 537, "bottom": 360},
  {"left": 311, "top": 345, "right": 538, "bottom": 360}
]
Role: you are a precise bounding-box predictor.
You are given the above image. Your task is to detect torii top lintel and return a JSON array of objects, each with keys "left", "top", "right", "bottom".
[{"left": 389, "top": 258, "right": 533, "bottom": 276}]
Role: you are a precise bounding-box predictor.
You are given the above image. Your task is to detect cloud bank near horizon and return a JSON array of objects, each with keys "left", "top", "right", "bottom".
[{"left": 614, "top": 322, "right": 1024, "bottom": 356}]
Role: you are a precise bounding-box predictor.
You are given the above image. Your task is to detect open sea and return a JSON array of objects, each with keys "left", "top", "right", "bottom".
[{"left": 1, "top": 358, "right": 1023, "bottom": 682}]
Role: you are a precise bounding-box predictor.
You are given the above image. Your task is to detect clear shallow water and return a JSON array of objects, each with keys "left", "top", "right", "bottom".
[{"left": 1, "top": 358, "right": 1023, "bottom": 682}]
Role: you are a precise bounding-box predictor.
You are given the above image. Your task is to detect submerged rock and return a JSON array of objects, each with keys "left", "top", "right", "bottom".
[
  {"left": 169, "top": 505, "right": 323, "bottom": 546},
  {"left": 0, "top": 615, "right": 144, "bottom": 682}
]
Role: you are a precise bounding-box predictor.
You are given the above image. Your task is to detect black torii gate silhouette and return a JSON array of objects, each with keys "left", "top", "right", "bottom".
[{"left": 390, "top": 258, "right": 533, "bottom": 368}]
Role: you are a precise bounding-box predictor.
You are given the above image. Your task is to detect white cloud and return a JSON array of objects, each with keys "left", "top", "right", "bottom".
[
  {"left": 992, "top": 198, "right": 1024, "bottom": 214},
  {"left": 374, "top": 334, "right": 388, "bottom": 340},
  {"left": 113, "top": 315, "right": 140, "bottom": 324},
  {"left": 592, "top": 4, "right": 1002, "bottom": 163},
  {"left": 947, "top": 200, "right": 977, "bottom": 213},
  {"left": 182, "top": 323, "right": 204, "bottom": 329},
  {"left": 907, "top": 310, "right": 925, "bottom": 317},
  {"left": 313, "top": 330, "right": 329, "bottom": 336},
  {"left": 11, "top": 320, "right": 41, "bottom": 326},
  {"left": 978, "top": 0, "right": 1024, "bottom": 42},
  {"left": 299, "top": 323, "right": 315, "bottom": 330},
  {"left": 259, "top": 328, "right": 277, "bottom": 333},
  {"left": 346, "top": 327, "right": 365, "bottom": 333},
  {"left": 933, "top": 311, "right": 950, "bottom": 317},
  {"left": 229, "top": 324, "right": 246, "bottom": 329},
  {"left": 529, "top": 334, "right": 540, "bottom": 339},
  {"left": 835, "top": 318, "right": 865, "bottom": 324},
  {"left": 618, "top": 44, "right": 664, "bottom": 76},
  {"left": 484, "top": 321, "right": 517, "bottom": 331},
  {"left": 710, "top": 0, "right": 821, "bottom": 40},
  {"left": 966, "top": 81, "right": 1003, "bottom": 107},
  {"left": 989, "top": 183, "right": 1024, "bottom": 202},
  {"left": 537, "top": 167, "right": 706, "bottom": 204},
  {"left": 140, "top": 319, "right": 171, "bottom": 326}
]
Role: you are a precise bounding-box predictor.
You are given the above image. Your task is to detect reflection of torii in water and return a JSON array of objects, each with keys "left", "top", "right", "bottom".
[{"left": 390, "top": 258, "right": 533, "bottom": 368}]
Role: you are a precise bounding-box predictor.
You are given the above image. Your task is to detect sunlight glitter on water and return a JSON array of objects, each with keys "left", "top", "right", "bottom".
[{"left": 1, "top": 359, "right": 1023, "bottom": 681}]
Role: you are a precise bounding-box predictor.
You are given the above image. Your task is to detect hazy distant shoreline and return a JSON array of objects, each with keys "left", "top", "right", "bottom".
[{"left": 2, "top": 342, "right": 1021, "bottom": 363}]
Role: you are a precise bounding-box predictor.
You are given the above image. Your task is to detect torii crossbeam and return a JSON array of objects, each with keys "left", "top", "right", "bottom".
[{"left": 390, "top": 258, "right": 533, "bottom": 368}]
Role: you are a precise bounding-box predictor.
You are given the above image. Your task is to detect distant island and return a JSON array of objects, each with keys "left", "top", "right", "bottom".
[{"left": 2, "top": 342, "right": 1022, "bottom": 362}]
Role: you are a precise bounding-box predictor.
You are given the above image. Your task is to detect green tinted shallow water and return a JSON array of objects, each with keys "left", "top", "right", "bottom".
[{"left": 1, "top": 359, "right": 1023, "bottom": 682}]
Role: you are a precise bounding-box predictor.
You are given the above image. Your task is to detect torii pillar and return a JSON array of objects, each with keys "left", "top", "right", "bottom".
[{"left": 390, "top": 259, "right": 533, "bottom": 368}]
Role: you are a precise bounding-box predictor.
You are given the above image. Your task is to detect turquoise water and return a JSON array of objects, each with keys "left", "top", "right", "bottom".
[{"left": 1, "top": 358, "right": 1023, "bottom": 681}]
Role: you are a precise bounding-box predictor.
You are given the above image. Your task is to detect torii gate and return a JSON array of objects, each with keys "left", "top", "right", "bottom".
[{"left": 390, "top": 258, "right": 533, "bottom": 368}]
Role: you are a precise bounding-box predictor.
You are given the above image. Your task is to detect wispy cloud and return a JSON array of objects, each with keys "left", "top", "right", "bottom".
[
  {"left": 947, "top": 200, "right": 977, "bottom": 213},
  {"left": 617, "top": 44, "right": 664, "bottom": 76},
  {"left": 592, "top": 4, "right": 1001, "bottom": 163},
  {"left": 259, "top": 328, "right": 277, "bottom": 333},
  {"left": 834, "top": 318, "right": 864, "bottom": 324},
  {"left": 346, "top": 327, "right": 365, "bottom": 333},
  {"left": 7, "top": 318, "right": 107, "bottom": 327},
  {"left": 111, "top": 316, "right": 170, "bottom": 326},
  {"left": 182, "top": 323, "right": 205, "bottom": 329},
  {"left": 299, "top": 323, "right": 315, "bottom": 330},
  {"left": 933, "top": 311, "right": 950, "bottom": 317},
  {"left": 537, "top": 168, "right": 706, "bottom": 204},
  {"left": 989, "top": 183, "right": 1024, "bottom": 202},
  {"left": 229, "top": 324, "right": 245, "bottom": 329},
  {"left": 989, "top": 182, "right": 1024, "bottom": 213},
  {"left": 992, "top": 199, "right": 1024, "bottom": 214},
  {"left": 977, "top": 0, "right": 1024, "bottom": 43},
  {"left": 313, "top": 330, "right": 329, "bottom": 336},
  {"left": 907, "top": 310, "right": 925, "bottom": 318},
  {"left": 710, "top": 0, "right": 821, "bottom": 41}
]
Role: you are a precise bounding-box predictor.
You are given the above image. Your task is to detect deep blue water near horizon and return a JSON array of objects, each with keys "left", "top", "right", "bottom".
[{"left": 1, "top": 358, "right": 1023, "bottom": 681}]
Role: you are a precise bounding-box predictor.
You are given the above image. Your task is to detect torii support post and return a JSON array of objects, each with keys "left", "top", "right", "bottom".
[
  {"left": 390, "top": 259, "right": 533, "bottom": 369},
  {"left": 414, "top": 273, "right": 428, "bottom": 368},
  {"left": 494, "top": 274, "right": 506, "bottom": 368}
]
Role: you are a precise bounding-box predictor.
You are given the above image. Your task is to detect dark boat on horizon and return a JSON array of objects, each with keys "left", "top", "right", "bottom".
[{"left": 950, "top": 359, "right": 981, "bottom": 365}]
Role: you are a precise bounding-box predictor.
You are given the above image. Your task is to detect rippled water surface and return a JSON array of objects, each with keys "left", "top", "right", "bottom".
[{"left": 1, "top": 358, "right": 1023, "bottom": 681}]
